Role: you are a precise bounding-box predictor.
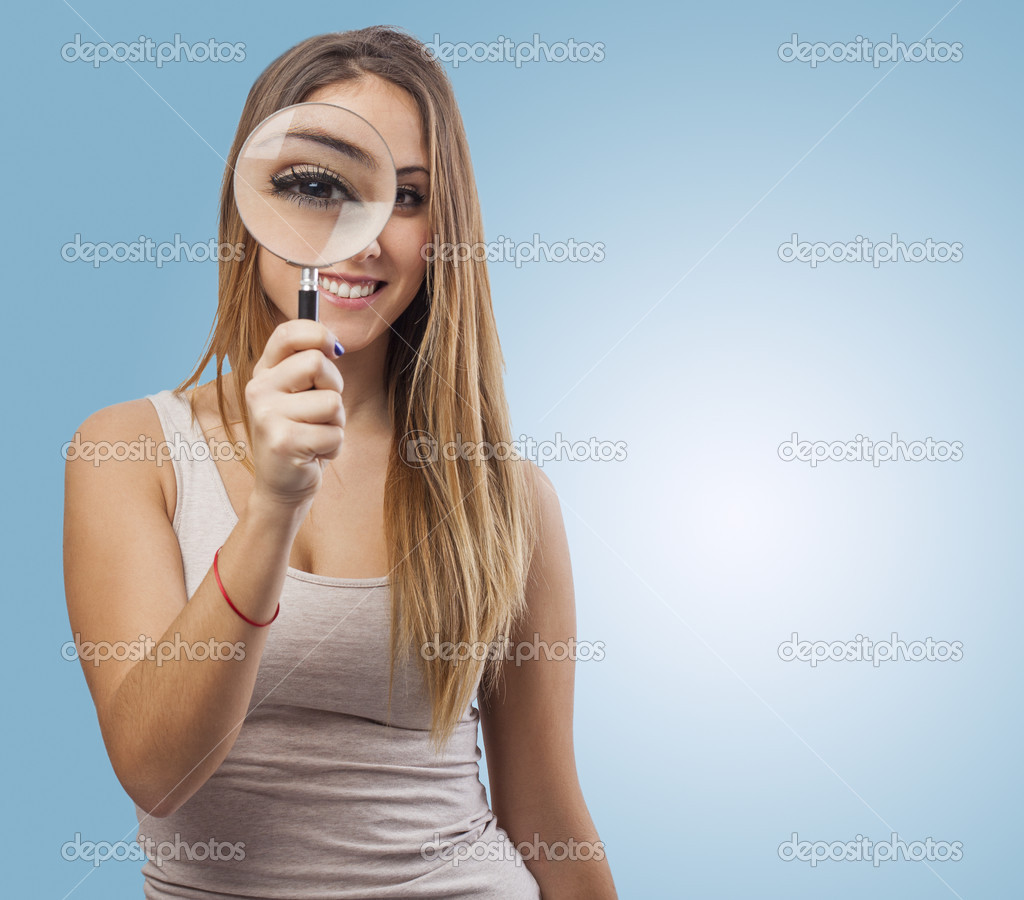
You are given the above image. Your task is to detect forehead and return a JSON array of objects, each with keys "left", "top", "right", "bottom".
[{"left": 304, "top": 77, "right": 426, "bottom": 170}]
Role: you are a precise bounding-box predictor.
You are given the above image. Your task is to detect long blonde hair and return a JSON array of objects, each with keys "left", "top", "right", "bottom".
[{"left": 176, "top": 26, "right": 538, "bottom": 748}]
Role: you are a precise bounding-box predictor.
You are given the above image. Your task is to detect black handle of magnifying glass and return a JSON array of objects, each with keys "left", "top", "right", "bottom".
[
  {"left": 298, "top": 288, "right": 320, "bottom": 392},
  {"left": 298, "top": 289, "right": 318, "bottom": 321}
]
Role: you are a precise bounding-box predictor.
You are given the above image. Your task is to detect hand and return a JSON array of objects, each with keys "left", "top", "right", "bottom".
[{"left": 244, "top": 320, "right": 345, "bottom": 509}]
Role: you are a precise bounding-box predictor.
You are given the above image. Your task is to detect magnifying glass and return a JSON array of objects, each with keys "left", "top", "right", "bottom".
[{"left": 233, "top": 102, "right": 396, "bottom": 322}]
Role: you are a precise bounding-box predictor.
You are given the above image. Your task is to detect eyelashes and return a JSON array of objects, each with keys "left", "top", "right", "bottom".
[
  {"left": 269, "top": 165, "right": 359, "bottom": 210},
  {"left": 267, "top": 165, "right": 427, "bottom": 212},
  {"left": 395, "top": 184, "right": 426, "bottom": 209}
]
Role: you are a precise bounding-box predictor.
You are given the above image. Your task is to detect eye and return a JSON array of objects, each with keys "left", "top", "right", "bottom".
[
  {"left": 395, "top": 185, "right": 426, "bottom": 209},
  {"left": 269, "top": 165, "right": 359, "bottom": 210}
]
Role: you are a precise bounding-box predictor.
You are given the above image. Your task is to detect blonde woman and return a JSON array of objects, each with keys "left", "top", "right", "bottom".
[{"left": 64, "top": 26, "right": 616, "bottom": 899}]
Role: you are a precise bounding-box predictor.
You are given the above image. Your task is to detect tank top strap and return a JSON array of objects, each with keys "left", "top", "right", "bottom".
[{"left": 144, "top": 388, "right": 237, "bottom": 541}]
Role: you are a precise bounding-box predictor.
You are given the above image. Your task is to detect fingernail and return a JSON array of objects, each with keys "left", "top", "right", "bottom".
[{"left": 334, "top": 340, "right": 345, "bottom": 357}]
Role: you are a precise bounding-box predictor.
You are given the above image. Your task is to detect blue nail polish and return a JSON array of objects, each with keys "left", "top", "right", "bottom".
[{"left": 334, "top": 340, "right": 345, "bottom": 357}]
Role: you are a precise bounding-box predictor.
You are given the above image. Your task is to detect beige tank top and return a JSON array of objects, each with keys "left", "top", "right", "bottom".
[{"left": 136, "top": 388, "right": 540, "bottom": 899}]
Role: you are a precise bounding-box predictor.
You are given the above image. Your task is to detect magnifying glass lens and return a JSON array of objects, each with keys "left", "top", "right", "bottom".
[{"left": 233, "top": 103, "right": 396, "bottom": 269}]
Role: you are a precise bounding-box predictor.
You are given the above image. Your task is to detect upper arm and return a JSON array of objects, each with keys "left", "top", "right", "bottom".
[
  {"left": 63, "top": 399, "right": 190, "bottom": 733},
  {"left": 479, "top": 461, "right": 582, "bottom": 823}
]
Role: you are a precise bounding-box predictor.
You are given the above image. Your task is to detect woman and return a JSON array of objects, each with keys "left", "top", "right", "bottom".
[{"left": 64, "top": 25, "right": 616, "bottom": 898}]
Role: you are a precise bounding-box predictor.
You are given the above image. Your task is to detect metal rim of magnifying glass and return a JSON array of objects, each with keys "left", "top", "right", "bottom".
[{"left": 232, "top": 101, "right": 397, "bottom": 268}]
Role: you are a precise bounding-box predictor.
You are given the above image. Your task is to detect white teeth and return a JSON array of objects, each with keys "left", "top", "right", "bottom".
[{"left": 318, "top": 277, "right": 379, "bottom": 299}]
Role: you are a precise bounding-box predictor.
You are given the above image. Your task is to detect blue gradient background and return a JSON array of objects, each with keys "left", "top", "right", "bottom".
[{"left": 4, "top": 1, "right": 1018, "bottom": 897}]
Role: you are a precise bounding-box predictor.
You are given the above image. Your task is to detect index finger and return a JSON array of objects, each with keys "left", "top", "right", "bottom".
[{"left": 257, "top": 319, "right": 342, "bottom": 371}]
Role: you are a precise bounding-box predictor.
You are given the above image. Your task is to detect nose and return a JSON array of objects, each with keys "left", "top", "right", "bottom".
[{"left": 348, "top": 237, "right": 381, "bottom": 263}]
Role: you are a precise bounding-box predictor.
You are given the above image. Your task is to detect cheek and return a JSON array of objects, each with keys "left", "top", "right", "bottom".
[
  {"left": 384, "top": 218, "right": 431, "bottom": 281},
  {"left": 258, "top": 250, "right": 292, "bottom": 292},
  {"left": 256, "top": 250, "right": 296, "bottom": 317}
]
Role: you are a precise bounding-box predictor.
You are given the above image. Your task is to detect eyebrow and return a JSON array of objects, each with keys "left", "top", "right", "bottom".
[
  {"left": 397, "top": 165, "right": 429, "bottom": 177},
  {"left": 256, "top": 128, "right": 380, "bottom": 170}
]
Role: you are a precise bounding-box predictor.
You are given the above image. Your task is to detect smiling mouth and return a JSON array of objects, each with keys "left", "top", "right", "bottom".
[{"left": 317, "top": 276, "right": 386, "bottom": 299}]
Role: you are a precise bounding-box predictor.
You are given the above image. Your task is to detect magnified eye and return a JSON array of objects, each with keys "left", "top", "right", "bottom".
[{"left": 268, "top": 165, "right": 361, "bottom": 210}]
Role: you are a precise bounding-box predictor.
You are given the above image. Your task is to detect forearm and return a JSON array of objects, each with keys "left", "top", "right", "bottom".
[
  {"left": 106, "top": 492, "right": 306, "bottom": 816},
  {"left": 502, "top": 799, "right": 617, "bottom": 899}
]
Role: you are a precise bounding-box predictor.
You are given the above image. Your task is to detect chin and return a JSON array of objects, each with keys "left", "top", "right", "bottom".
[{"left": 329, "top": 323, "right": 393, "bottom": 354}]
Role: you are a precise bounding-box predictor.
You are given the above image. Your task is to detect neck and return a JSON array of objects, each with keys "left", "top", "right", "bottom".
[{"left": 329, "top": 327, "right": 393, "bottom": 436}]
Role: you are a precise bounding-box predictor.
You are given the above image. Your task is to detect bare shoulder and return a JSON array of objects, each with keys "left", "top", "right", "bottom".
[
  {"left": 63, "top": 394, "right": 196, "bottom": 717},
  {"left": 65, "top": 394, "right": 178, "bottom": 524},
  {"left": 519, "top": 458, "right": 562, "bottom": 533},
  {"left": 73, "top": 395, "right": 163, "bottom": 436},
  {"left": 511, "top": 459, "right": 573, "bottom": 606}
]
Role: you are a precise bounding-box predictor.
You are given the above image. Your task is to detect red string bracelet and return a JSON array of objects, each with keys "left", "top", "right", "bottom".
[{"left": 213, "top": 545, "right": 280, "bottom": 627}]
